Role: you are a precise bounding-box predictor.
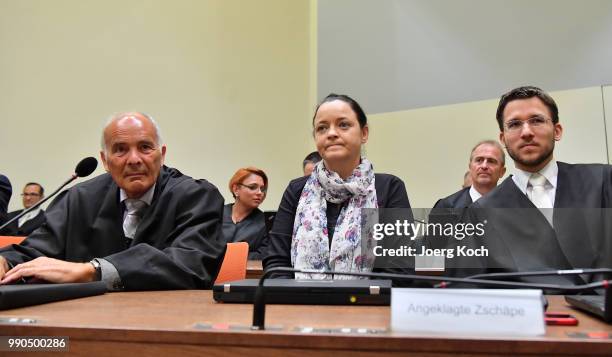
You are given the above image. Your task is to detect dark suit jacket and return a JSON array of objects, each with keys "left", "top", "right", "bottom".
[
  {"left": 468, "top": 162, "right": 612, "bottom": 285},
  {"left": 222, "top": 204, "right": 269, "bottom": 260},
  {"left": 428, "top": 187, "right": 473, "bottom": 252},
  {"left": 433, "top": 187, "right": 472, "bottom": 209},
  {"left": 0, "top": 175, "right": 11, "bottom": 222},
  {"left": 0, "top": 166, "right": 225, "bottom": 290},
  {"left": 0, "top": 209, "right": 46, "bottom": 236}
]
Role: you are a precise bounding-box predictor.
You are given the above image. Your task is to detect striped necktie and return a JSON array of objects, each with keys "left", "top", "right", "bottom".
[{"left": 123, "top": 199, "right": 147, "bottom": 239}]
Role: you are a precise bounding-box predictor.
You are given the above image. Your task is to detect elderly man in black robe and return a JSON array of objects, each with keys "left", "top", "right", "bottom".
[{"left": 0, "top": 112, "right": 224, "bottom": 290}]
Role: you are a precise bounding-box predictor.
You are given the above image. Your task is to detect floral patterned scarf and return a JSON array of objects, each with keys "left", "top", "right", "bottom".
[{"left": 291, "top": 157, "right": 378, "bottom": 279}]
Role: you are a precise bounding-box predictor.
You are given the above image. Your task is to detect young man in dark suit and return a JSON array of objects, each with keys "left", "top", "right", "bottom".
[
  {"left": 470, "top": 86, "right": 612, "bottom": 285},
  {"left": 0, "top": 112, "right": 225, "bottom": 290}
]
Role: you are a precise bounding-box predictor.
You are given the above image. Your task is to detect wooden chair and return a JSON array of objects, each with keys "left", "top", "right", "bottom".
[
  {"left": 0, "top": 236, "right": 26, "bottom": 248},
  {"left": 214, "top": 242, "right": 249, "bottom": 284}
]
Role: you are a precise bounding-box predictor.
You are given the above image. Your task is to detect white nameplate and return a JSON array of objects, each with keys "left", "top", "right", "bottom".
[{"left": 391, "top": 289, "right": 545, "bottom": 336}]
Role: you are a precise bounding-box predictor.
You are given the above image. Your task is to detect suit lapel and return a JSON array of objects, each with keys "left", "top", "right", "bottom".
[
  {"left": 554, "top": 162, "right": 570, "bottom": 208},
  {"left": 498, "top": 177, "right": 537, "bottom": 208},
  {"left": 92, "top": 182, "right": 125, "bottom": 250},
  {"left": 20, "top": 210, "right": 45, "bottom": 235},
  {"left": 132, "top": 204, "right": 155, "bottom": 244},
  {"left": 132, "top": 166, "right": 170, "bottom": 244},
  {"left": 552, "top": 163, "right": 597, "bottom": 269},
  {"left": 460, "top": 188, "right": 472, "bottom": 207}
]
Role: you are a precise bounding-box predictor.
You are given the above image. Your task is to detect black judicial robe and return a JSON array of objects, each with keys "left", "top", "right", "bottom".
[
  {"left": 221, "top": 204, "right": 269, "bottom": 260},
  {"left": 0, "top": 175, "right": 11, "bottom": 222},
  {"left": 428, "top": 188, "right": 473, "bottom": 252},
  {"left": 466, "top": 162, "right": 612, "bottom": 285},
  {"left": 0, "top": 166, "right": 225, "bottom": 290},
  {"left": 0, "top": 209, "right": 46, "bottom": 236},
  {"left": 433, "top": 187, "right": 472, "bottom": 209}
]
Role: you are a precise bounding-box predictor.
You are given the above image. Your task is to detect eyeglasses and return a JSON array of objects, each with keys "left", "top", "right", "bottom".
[
  {"left": 504, "top": 116, "right": 551, "bottom": 132},
  {"left": 21, "top": 193, "right": 41, "bottom": 197},
  {"left": 239, "top": 184, "right": 267, "bottom": 193}
]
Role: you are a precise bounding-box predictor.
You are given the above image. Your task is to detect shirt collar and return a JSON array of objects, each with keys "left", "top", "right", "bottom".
[
  {"left": 21, "top": 206, "right": 42, "bottom": 220},
  {"left": 512, "top": 159, "right": 558, "bottom": 194},
  {"left": 18, "top": 206, "right": 42, "bottom": 227},
  {"left": 119, "top": 183, "right": 156, "bottom": 206},
  {"left": 468, "top": 185, "right": 482, "bottom": 202}
]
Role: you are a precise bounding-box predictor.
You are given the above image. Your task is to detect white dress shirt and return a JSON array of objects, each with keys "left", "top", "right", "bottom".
[
  {"left": 119, "top": 184, "right": 155, "bottom": 220},
  {"left": 469, "top": 186, "right": 482, "bottom": 203},
  {"left": 18, "top": 206, "right": 43, "bottom": 228},
  {"left": 511, "top": 159, "right": 558, "bottom": 207}
]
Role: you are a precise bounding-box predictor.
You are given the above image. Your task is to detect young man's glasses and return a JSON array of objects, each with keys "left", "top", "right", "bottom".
[{"left": 504, "top": 116, "right": 551, "bottom": 132}]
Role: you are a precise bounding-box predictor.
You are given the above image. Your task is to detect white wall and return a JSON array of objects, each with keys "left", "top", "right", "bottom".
[
  {"left": 0, "top": 0, "right": 314, "bottom": 212},
  {"left": 604, "top": 85, "right": 612, "bottom": 163},
  {"left": 318, "top": 0, "right": 612, "bottom": 114}
]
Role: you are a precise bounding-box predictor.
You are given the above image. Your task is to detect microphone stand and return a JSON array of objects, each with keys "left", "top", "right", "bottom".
[
  {"left": 0, "top": 173, "right": 78, "bottom": 232},
  {"left": 469, "top": 268, "right": 611, "bottom": 280},
  {"left": 433, "top": 268, "right": 612, "bottom": 288},
  {"left": 251, "top": 267, "right": 611, "bottom": 330}
]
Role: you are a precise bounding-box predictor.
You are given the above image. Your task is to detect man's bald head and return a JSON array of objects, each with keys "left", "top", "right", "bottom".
[
  {"left": 101, "top": 112, "right": 162, "bottom": 153},
  {"left": 100, "top": 112, "right": 166, "bottom": 198}
]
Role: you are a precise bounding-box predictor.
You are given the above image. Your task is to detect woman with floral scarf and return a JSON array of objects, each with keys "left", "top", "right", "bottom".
[{"left": 264, "top": 93, "right": 412, "bottom": 280}]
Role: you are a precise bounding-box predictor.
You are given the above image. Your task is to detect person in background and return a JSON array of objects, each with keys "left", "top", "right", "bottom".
[
  {"left": 434, "top": 140, "right": 506, "bottom": 209},
  {"left": 265, "top": 93, "right": 412, "bottom": 280},
  {"left": 222, "top": 167, "right": 270, "bottom": 259},
  {"left": 462, "top": 171, "right": 472, "bottom": 189},
  {"left": 0, "top": 175, "right": 11, "bottom": 223},
  {"left": 1, "top": 182, "right": 46, "bottom": 236},
  {"left": 302, "top": 151, "right": 322, "bottom": 176}
]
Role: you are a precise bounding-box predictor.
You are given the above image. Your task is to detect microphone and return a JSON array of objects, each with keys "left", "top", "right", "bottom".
[
  {"left": 0, "top": 157, "right": 98, "bottom": 232},
  {"left": 74, "top": 157, "right": 98, "bottom": 178},
  {"left": 251, "top": 267, "right": 611, "bottom": 330}
]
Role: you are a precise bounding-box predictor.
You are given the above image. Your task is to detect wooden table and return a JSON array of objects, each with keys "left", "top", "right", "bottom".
[
  {"left": 246, "top": 260, "right": 263, "bottom": 279},
  {"left": 0, "top": 291, "right": 610, "bottom": 356}
]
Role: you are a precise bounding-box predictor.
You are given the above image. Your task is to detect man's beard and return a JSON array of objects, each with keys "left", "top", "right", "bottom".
[{"left": 506, "top": 139, "right": 555, "bottom": 169}]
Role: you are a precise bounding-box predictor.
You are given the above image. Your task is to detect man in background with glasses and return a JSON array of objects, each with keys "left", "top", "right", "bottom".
[
  {"left": 466, "top": 86, "right": 612, "bottom": 285},
  {"left": 0, "top": 182, "right": 46, "bottom": 236}
]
